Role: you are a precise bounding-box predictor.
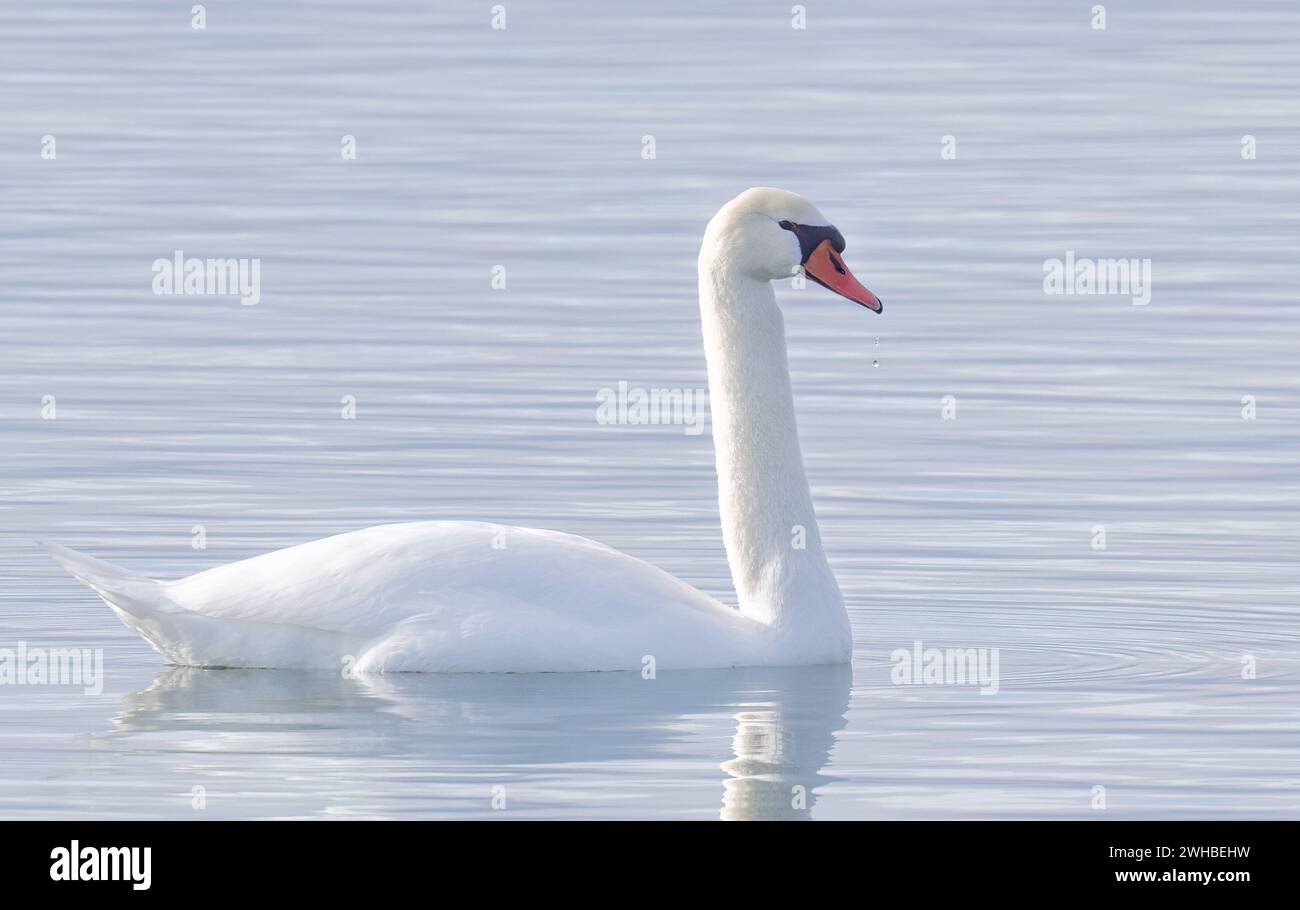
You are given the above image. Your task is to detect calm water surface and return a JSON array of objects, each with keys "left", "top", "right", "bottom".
[{"left": 1, "top": 0, "right": 1297, "bottom": 818}]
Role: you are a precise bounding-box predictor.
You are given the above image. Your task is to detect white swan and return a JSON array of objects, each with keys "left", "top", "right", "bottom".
[{"left": 45, "top": 187, "right": 883, "bottom": 673}]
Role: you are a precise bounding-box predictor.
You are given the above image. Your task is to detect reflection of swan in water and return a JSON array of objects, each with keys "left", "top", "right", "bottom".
[
  {"left": 722, "top": 662, "right": 851, "bottom": 820},
  {"left": 107, "top": 664, "right": 852, "bottom": 820}
]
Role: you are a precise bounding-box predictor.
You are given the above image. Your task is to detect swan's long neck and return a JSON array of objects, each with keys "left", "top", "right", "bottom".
[{"left": 698, "top": 261, "right": 848, "bottom": 647}]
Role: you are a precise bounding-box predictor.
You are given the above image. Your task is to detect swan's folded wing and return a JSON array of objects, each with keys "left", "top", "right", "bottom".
[
  {"left": 50, "top": 522, "right": 768, "bottom": 671},
  {"left": 166, "top": 521, "right": 739, "bottom": 638}
]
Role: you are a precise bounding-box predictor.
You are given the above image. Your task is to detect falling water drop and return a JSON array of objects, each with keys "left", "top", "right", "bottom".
[{"left": 872, "top": 359, "right": 879, "bottom": 368}]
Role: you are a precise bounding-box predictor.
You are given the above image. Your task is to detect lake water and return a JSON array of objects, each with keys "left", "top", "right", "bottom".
[{"left": 1, "top": 0, "right": 1297, "bottom": 819}]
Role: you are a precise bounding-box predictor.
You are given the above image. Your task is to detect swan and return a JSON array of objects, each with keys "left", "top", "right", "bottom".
[{"left": 44, "top": 187, "right": 883, "bottom": 674}]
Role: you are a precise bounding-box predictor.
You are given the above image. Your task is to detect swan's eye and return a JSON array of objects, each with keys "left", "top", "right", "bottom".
[{"left": 778, "top": 220, "right": 795, "bottom": 231}]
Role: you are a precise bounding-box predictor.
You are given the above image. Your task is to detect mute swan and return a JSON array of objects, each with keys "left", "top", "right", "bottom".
[{"left": 45, "top": 187, "right": 883, "bottom": 673}]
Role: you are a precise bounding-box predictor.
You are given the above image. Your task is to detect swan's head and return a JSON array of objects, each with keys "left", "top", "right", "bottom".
[{"left": 701, "top": 187, "right": 882, "bottom": 313}]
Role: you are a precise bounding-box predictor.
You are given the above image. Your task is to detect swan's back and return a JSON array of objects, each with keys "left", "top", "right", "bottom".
[{"left": 51, "top": 522, "right": 769, "bottom": 673}]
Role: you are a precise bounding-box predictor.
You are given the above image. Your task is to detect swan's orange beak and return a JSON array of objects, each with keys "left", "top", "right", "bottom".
[{"left": 803, "top": 240, "right": 882, "bottom": 313}]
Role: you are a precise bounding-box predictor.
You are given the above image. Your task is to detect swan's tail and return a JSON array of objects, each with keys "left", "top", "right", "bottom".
[
  {"left": 40, "top": 541, "right": 358, "bottom": 669},
  {"left": 40, "top": 541, "right": 174, "bottom": 618}
]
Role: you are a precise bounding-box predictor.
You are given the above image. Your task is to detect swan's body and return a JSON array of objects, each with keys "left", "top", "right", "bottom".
[
  {"left": 46, "top": 524, "right": 780, "bottom": 672},
  {"left": 46, "top": 188, "right": 882, "bottom": 673}
]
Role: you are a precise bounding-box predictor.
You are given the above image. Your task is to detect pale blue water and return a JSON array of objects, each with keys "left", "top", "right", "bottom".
[{"left": 1, "top": 0, "right": 1297, "bottom": 819}]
